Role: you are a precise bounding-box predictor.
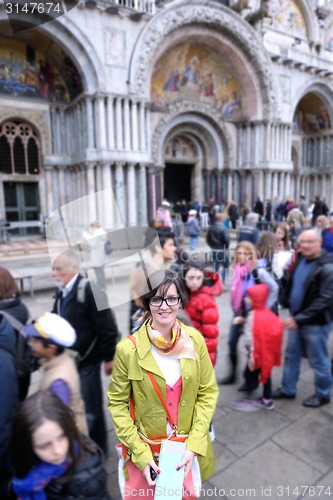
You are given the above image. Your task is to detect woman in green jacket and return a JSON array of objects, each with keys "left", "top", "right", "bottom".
[{"left": 108, "top": 270, "right": 218, "bottom": 499}]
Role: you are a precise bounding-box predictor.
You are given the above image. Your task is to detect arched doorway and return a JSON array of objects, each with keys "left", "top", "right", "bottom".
[{"left": 163, "top": 135, "right": 198, "bottom": 204}]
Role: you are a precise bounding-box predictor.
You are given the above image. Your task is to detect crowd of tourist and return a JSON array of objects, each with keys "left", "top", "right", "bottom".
[{"left": 0, "top": 192, "right": 333, "bottom": 499}]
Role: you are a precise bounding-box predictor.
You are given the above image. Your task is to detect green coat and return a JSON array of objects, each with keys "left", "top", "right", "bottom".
[{"left": 107, "top": 322, "right": 219, "bottom": 481}]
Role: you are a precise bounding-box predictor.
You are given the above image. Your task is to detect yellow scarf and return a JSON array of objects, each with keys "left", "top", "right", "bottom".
[{"left": 146, "top": 319, "right": 196, "bottom": 360}]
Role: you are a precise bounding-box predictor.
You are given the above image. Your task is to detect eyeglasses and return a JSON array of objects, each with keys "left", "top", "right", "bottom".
[{"left": 149, "top": 296, "right": 181, "bottom": 307}]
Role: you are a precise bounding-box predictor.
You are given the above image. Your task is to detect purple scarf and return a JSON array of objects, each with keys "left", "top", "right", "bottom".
[
  {"left": 13, "top": 459, "right": 68, "bottom": 500},
  {"left": 231, "top": 261, "right": 253, "bottom": 314}
]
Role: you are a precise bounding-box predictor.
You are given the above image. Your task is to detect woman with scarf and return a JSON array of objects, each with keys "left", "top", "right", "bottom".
[
  {"left": 220, "top": 241, "right": 278, "bottom": 386},
  {"left": 108, "top": 270, "right": 218, "bottom": 499},
  {"left": 220, "top": 241, "right": 257, "bottom": 385},
  {"left": 9, "top": 391, "right": 111, "bottom": 500}
]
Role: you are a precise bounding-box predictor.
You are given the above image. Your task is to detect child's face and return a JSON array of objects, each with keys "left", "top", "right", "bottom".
[
  {"left": 28, "top": 337, "right": 53, "bottom": 359},
  {"left": 185, "top": 268, "right": 204, "bottom": 291},
  {"left": 275, "top": 228, "right": 285, "bottom": 241},
  {"left": 32, "top": 419, "right": 69, "bottom": 465}
]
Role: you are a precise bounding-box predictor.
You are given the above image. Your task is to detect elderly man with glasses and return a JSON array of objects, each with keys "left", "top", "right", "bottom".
[{"left": 273, "top": 229, "right": 333, "bottom": 408}]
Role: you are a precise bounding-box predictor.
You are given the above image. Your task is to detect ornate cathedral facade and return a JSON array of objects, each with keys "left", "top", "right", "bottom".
[{"left": 0, "top": 0, "right": 333, "bottom": 233}]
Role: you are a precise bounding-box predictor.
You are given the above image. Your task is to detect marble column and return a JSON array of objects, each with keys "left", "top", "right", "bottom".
[
  {"left": 147, "top": 168, "right": 155, "bottom": 221},
  {"left": 253, "top": 124, "right": 259, "bottom": 166},
  {"left": 115, "top": 161, "right": 126, "bottom": 226},
  {"left": 86, "top": 98, "right": 94, "bottom": 149},
  {"left": 258, "top": 169, "right": 264, "bottom": 199},
  {"left": 86, "top": 162, "right": 96, "bottom": 222},
  {"left": 131, "top": 100, "right": 139, "bottom": 151},
  {"left": 102, "top": 162, "right": 113, "bottom": 229},
  {"left": 139, "top": 102, "right": 146, "bottom": 152},
  {"left": 240, "top": 172, "right": 246, "bottom": 204},
  {"left": 58, "top": 166, "right": 66, "bottom": 207},
  {"left": 203, "top": 169, "right": 210, "bottom": 202},
  {"left": 44, "top": 165, "right": 54, "bottom": 214},
  {"left": 96, "top": 95, "right": 107, "bottom": 150},
  {"left": 124, "top": 98, "right": 131, "bottom": 150},
  {"left": 115, "top": 98, "right": 123, "bottom": 150},
  {"left": 237, "top": 125, "right": 243, "bottom": 167},
  {"left": 272, "top": 172, "right": 278, "bottom": 199},
  {"left": 155, "top": 169, "right": 162, "bottom": 209},
  {"left": 216, "top": 169, "right": 222, "bottom": 204},
  {"left": 265, "top": 170, "right": 272, "bottom": 200},
  {"left": 127, "top": 163, "right": 137, "bottom": 226},
  {"left": 106, "top": 96, "right": 115, "bottom": 150},
  {"left": 227, "top": 170, "right": 232, "bottom": 202},
  {"left": 139, "top": 164, "right": 148, "bottom": 225},
  {"left": 252, "top": 171, "right": 258, "bottom": 207},
  {"left": 278, "top": 172, "right": 284, "bottom": 199}
]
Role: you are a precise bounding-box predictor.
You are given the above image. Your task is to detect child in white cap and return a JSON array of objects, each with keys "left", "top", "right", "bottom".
[{"left": 24, "top": 313, "right": 88, "bottom": 435}]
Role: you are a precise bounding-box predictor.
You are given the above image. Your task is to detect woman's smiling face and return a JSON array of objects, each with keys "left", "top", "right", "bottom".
[{"left": 149, "top": 284, "right": 180, "bottom": 333}]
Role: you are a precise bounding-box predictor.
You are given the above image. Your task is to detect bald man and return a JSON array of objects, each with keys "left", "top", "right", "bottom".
[
  {"left": 52, "top": 249, "right": 119, "bottom": 454},
  {"left": 273, "top": 230, "right": 333, "bottom": 408}
]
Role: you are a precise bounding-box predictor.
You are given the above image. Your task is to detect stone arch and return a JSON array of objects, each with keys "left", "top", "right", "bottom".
[
  {"left": 290, "top": 81, "right": 333, "bottom": 124},
  {"left": 152, "top": 101, "right": 232, "bottom": 169},
  {"left": 129, "top": 0, "right": 277, "bottom": 118},
  {"left": 293, "top": 0, "right": 319, "bottom": 44},
  {"left": 0, "top": 16, "right": 104, "bottom": 94}
]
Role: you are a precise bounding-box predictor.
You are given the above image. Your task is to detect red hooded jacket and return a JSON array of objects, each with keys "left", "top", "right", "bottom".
[
  {"left": 247, "top": 284, "right": 284, "bottom": 384},
  {"left": 185, "top": 271, "right": 223, "bottom": 365}
]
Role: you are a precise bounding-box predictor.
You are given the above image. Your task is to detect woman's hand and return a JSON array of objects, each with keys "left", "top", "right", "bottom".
[
  {"left": 176, "top": 450, "right": 196, "bottom": 479},
  {"left": 142, "top": 459, "right": 160, "bottom": 486}
]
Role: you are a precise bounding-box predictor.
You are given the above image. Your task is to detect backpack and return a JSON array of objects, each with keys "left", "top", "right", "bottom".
[
  {"left": 0, "top": 310, "right": 38, "bottom": 378},
  {"left": 104, "top": 239, "right": 113, "bottom": 255}
]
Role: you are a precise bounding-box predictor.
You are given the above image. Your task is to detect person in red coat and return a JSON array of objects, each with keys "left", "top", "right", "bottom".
[
  {"left": 231, "top": 284, "right": 284, "bottom": 412},
  {"left": 183, "top": 260, "right": 223, "bottom": 365}
]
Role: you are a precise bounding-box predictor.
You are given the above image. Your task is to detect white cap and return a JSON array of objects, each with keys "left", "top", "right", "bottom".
[
  {"left": 24, "top": 312, "right": 76, "bottom": 347},
  {"left": 189, "top": 209, "right": 197, "bottom": 216},
  {"left": 162, "top": 200, "right": 171, "bottom": 208}
]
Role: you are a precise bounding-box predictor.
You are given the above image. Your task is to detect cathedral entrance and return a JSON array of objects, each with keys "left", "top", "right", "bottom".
[{"left": 164, "top": 163, "right": 193, "bottom": 204}]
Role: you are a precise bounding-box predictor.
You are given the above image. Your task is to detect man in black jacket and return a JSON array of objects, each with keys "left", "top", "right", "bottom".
[
  {"left": 206, "top": 212, "right": 230, "bottom": 283},
  {"left": 52, "top": 249, "right": 119, "bottom": 453},
  {"left": 273, "top": 230, "right": 333, "bottom": 408}
]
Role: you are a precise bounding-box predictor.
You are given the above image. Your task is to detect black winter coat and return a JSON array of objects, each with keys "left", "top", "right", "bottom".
[
  {"left": 283, "top": 251, "right": 333, "bottom": 325},
  {"left": 0, "top": 315, "right": 19, "bottom": 479},
  {"left": 52, "top": 275, "right": 119, "bottom": 367},
  {"left": 46, "top": 443, "right": 111, "bottom": 500},
  {"left": 206, "top": 223, "right": 230, "bottom": 250}
]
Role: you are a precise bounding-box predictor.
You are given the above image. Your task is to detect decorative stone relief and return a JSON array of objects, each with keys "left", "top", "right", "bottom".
[
  {"left": 129, "top": 2, "right": 277, "bottom": 116},
  {"left": 280, "top": 75, "right": 291, "bottom": 104},
  {"left": 105, "top": 29, "right": 126, "bottom": 68}
]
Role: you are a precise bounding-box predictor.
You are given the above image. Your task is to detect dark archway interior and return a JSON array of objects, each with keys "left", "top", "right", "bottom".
[{"left": 164, "top": 163, "right": 194, "bottom": 203}]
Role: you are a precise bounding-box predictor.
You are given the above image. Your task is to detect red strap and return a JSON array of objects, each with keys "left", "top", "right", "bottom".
[{"left": 127, "top": 335, "right": 177, "bottom": 430}]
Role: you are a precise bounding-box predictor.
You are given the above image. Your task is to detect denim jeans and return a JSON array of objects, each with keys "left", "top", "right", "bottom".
[
  {"left": 189, "top": 236, "right": 199, "bottom": 250},
  {"left": 281, "top": 324, "right": 332, "bottom": 398},
  {"left": 212, "top": 250, "right": 229, "bottom": 284},
  {"left": 79, "top": 362, "right": 107, "bottom": 454}
]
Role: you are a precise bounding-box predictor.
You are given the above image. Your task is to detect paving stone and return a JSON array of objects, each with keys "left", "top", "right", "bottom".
[
  {"left": 209, "top": 441, "right": 322, "bottom": 500},
  {"left": 273, "top": 411, "right": 333, "bottom": 474}
]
